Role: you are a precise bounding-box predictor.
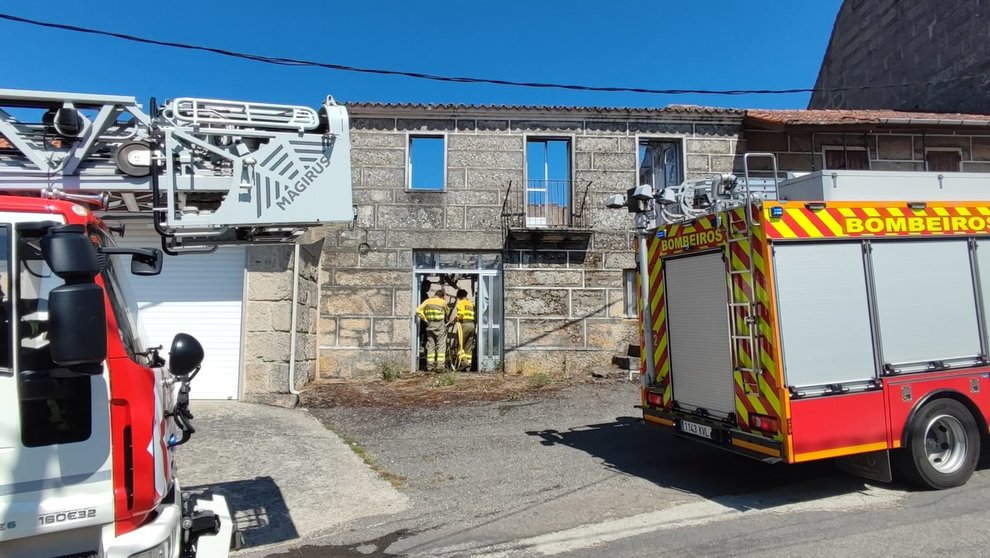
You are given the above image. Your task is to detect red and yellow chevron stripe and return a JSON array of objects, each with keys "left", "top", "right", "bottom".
[
  {"left": 765, "top": 203, "right": 990, "bottom": 239},
  {"left": 724, "top": 208, "right": 783, "bottom": 442},
  {"left": 643, "top": 206, "right": 784, "bottom": 442},
  {"left": 637, "top": 231, "right": 672, "bottom": 407}
]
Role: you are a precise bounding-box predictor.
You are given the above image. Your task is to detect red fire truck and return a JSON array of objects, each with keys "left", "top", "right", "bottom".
[
  {"left": 0, "top": 88, "right": 353, "bottom": 556},
  {"left": 633, "top": 157, "right": 990, "bottom": 489}
]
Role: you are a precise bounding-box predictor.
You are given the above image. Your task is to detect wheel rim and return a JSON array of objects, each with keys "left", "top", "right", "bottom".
[{"left": 924, "top": 414, "right": 968, "bottom": 474}]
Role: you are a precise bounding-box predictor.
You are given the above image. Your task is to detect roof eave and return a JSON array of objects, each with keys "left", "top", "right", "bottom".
[{"left": 345, "top": 103, "right": 745, "bottom": 123}]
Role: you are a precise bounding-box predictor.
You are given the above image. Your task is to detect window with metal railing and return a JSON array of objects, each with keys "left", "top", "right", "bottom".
[{"left": 525, "top": 138, "right": 572, "bottom": 227}]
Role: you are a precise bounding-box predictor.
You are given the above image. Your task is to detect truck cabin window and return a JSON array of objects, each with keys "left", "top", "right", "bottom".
[{"left": 16, "top": 233, "right": 92, "bottom": 447}]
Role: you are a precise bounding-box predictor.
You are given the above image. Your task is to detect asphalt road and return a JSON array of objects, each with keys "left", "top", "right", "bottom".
[{"left": 260, "top": 381, "right": 990, "bottom": 557}]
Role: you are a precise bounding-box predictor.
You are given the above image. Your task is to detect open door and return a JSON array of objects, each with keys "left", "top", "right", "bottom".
[{"left": 412, "top": 252, "right": 502, "bottom": 373}]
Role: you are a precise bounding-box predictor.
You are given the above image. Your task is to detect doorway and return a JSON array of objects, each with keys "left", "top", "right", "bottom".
[{"left": 412, "top": 252, "right": 503, "bottom": 372}]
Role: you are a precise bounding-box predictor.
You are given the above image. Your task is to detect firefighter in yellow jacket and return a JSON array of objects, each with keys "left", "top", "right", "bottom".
[
  {"left": 448, "top": 289, "right": 476, "bottom": 371},
  {"left": 416, "top": 288, "right": 450, "bottom": 372}
]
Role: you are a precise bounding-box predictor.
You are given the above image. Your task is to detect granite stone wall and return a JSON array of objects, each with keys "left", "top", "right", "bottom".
[{"left": 319, "top": 108, "right": 744, "bottom": 379}]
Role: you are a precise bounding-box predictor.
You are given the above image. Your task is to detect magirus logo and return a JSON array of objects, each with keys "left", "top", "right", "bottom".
[{"left": 253, "top": 139, "right": 332, "bottom": 217}]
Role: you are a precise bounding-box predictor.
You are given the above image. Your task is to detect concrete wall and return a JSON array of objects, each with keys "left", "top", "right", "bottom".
[
  {"left": 811, "top": 0, "right": 990, "bottom": 113},
  {"left": 743, "top": 127, "right": 990, "bottom": 173},
  {"left": 318, "top": 108, "right": 743, "bottom": 380}
]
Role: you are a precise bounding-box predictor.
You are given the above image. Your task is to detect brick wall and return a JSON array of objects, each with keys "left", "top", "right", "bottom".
[
  {"left": 811, "top": 0, "right": 990, "bottom": 113},
  {"left": 318, "top": 107, "right": 743, "bottom": 380}
]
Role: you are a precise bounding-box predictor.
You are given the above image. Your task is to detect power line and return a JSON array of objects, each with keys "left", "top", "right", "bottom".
[{"left": 0, "top": 12, "right": 977, "bottom": 97}]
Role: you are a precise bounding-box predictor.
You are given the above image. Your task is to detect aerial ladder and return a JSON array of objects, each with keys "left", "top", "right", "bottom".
[
  {"left": 0, "top": 87, "right": 354, "bottom": 251},
  {"left": 0, "top": 88, "right": 354, "bottom": 557}
]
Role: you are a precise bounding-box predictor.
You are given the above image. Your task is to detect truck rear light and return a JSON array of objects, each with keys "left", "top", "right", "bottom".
[
  {"left": 749, "top": 414, "right": 779, "bottom": 434},
  {"left": 645, "top": 391, "right": 663, "bottom": 408}
]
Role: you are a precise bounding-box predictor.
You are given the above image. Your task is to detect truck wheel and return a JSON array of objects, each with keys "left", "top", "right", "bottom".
[{"left": 899, "top": 398, "right": 980, "bottom": 489}]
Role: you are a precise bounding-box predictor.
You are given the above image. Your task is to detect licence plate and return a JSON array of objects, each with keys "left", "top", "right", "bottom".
[{"left": 679, "top": 420, "right": 713, "bottom": 440}]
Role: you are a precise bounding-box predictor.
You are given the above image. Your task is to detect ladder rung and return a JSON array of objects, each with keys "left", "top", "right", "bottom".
[{"left": 728, "top": 302, "right": 750, "bottom": 307}]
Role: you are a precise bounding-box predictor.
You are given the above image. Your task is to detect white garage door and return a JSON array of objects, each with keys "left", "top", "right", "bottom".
[{"left": 117, "top": 226, "right": 245, "bottom": 400}]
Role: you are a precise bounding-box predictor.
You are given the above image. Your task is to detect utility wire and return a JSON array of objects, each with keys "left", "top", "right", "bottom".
[{"left": 0, "top": 12, "right": 977, "bottom": 97}]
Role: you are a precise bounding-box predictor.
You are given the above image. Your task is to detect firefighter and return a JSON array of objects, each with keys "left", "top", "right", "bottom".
[
  {"left": 448, "top": 289, "right": 476, "bottom": 371},
  {"left": 416, "top": 288, "right": 450, "bottom": 372}
]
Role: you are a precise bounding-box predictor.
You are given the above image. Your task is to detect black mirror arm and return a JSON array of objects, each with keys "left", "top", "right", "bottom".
[{"left": 98, "top": 247, "right": 158, "bottom": 259}]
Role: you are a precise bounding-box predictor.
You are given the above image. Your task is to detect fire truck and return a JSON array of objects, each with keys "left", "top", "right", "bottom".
[
  {"left": 626, "top": 154, "right": 990, "bottom": 489},
  {"left": 0, "top": 88, "right": 353, "bottom": 556}
]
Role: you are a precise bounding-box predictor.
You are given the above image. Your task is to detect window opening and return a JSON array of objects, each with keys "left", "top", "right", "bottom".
[
  {"left": 638, "top": 139, "right": 684, "bottom": 190},
  {"left": 526, "top": 138, "right": 571, "bottom": 226},
  {"left": 823, "top": 146, "right": 870, "bottom": 170},
  {"left": 17, "top": 232, "right": 91, "bottom": 447},
  {"left": 408, "top": 135, "right": 446, "bottom": 190}
]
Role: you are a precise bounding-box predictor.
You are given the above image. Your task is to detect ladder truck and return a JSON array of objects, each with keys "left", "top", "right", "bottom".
[
  {"left": 0, "top": 88, "right": 353, "bottom": 556},
  {"left": 619, "top": 156, "right": 990, "bottom": 489}
]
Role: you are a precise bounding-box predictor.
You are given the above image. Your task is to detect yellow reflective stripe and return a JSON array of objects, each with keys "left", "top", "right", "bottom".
[{"left": 423, "top": 303, "right": 447, "bottom": 321}]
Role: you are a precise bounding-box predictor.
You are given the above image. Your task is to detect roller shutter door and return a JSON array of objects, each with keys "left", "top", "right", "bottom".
[
  {"left": 665, "top": 252, "right": 735, "bottom": 416},
  {"left": 117, "top": 226, "right": 245, "bottom": 400}
]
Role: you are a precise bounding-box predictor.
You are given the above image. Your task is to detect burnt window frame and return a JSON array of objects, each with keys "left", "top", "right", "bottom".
[{"left": 822, "top": 146, "right": 871, "bottom": 170}]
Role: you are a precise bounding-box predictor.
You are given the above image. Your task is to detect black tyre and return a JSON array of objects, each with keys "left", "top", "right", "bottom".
[{"left": 898, "top": 398, "right": 980, "bottom": 490}]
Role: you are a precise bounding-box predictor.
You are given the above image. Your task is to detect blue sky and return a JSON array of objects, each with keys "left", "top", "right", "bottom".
[{"left": 0, "top": 1, "right": 842, "bottom": 110}]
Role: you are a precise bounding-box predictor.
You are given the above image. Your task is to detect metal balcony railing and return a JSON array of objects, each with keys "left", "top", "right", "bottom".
[{"left": 501, "top": 179, "right": 591, "bottom": 231}]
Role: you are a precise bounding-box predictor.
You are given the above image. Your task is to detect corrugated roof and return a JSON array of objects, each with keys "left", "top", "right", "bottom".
[
  {"left": 746, "top": 109, "right": 990, "bottom": 127},
  {"left": 345, "top": 101, "right": 744, "bottom": 116}
]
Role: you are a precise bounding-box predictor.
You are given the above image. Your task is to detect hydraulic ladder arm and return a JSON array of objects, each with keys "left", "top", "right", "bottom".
[{"left": 0, "top": 88, "right": 354, "bottom": 252}]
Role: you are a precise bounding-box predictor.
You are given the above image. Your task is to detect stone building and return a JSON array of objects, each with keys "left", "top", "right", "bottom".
[
  {"left": 237, "top": 103, "right": 990, "bottom": 402},
  {"left": 742, "top": 109, "right": 990, "bottom": 174},
  {"left": 810, "top": 0, "right": 990, "bottom": 113},
  {"left": 313, "top": 103, "right": 746, "bottom": 380}
]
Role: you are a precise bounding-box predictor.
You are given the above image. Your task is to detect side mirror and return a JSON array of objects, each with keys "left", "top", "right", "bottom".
[
  {"left": 169, "top": 333, "right": 204, "bottom": 376},
  {"left": 130, "top": 248, "right": 163, "bottom": 276},
  {"left": 39, "top": 225, "right": 107, "bottom": 370},
  {"left": 98, "top": 247, "right": 164, "bottom": 276}
]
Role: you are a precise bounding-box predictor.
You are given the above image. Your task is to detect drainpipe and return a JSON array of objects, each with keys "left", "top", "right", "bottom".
[{"left": 288, "top": 242, "right": 301, "bottom": 395}]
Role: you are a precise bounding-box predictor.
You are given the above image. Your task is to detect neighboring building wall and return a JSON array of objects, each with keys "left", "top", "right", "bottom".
[
  {"left": 811, "top": 0, "right": 990, "bottom": 113},
  {"left": 318, "top": 107, "right": 744, "bottom": 380},
  {"left": 241, "top": 241, "right": 322, "bottom": 403},
  {"left": 743, "top": 127, "right": 990, "bottom": 173}
]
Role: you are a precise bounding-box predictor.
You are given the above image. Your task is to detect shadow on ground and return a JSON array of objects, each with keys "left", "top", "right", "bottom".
[
  {"left": 527, "top": 416, "right": 897, "bottom": 510},
  {"left": 188, "top": 476, "right": 298, "bottom": 548},
  {"left": 265, "top": 530, "right": 416, "bottom": 558}
]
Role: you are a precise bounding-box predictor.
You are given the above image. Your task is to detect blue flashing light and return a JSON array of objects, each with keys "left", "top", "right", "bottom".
[
  {"left": 770, "top": 206, "right": 784, "bottom": 218},
  {"left": 656, "top": 230, "right": 666, "bottom": 239},
  {"left": 167, "top": 434, "right": 177, "bottom": 448}
]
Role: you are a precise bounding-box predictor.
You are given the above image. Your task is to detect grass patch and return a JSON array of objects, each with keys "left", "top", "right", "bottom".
[
  {"left": 433, "top": 371, "right": 458, "bottom": 387},
  {"left": 326, "top": 424, "right": 405, "bottom": 488},
  {"left": 376, "top": 355, "right": 405, "bottom": 383},
  {"left": 380, "top": 362, "right": 402, "bottom": 383},
  {"left": 527, "top": 372, "right": 552, "bottom": 389}
]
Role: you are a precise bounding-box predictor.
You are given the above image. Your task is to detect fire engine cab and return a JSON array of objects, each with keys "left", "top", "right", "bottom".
[
  {"left": 631, "top": 154, "right": 990, "bottom": 489},
  {"left": 0, "top": 88, "right": 353, "bottom": 556}
]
